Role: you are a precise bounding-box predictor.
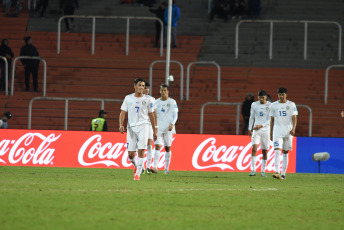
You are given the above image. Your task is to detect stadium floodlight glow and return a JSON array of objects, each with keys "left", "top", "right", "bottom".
[{"left": 312, "top": 152, "right": 330, "bottom": 173}]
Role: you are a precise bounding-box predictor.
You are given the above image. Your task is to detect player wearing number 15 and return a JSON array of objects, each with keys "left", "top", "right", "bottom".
[
  {"left": 119, "top": 78, "right": 157, "bottom": 181},
  {"left": 270, "top": 87, "right": 298, "bottom": 180}
]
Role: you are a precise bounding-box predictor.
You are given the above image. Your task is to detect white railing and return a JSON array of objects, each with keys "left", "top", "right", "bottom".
[
  {"left": 324, "top": 64, "right": 344, "bottom": 104},
  {"left": 28, "top": 97, "right": 122, "bottom": 130},
  {"left": 186, "top": 61, "right": 221, "bottom": 101},
  {"left": 200, "top": 102, "right": 242, "bottom": 135},
  {"left": 57, "top": 15, "right": 164, "bottom": 56},
  {"left": 0, "top": 56, "right": 9, "bottom": 96},
  {"left": 200, "top": 102, "right": 313, "bottom": 136},
  {"left": 149, "top": 60, "right": 184, "bottom": 101},
  {"left": 235, "top": 20, "right": 342, "bottom": 61},
  {"left": 12, "top": 56, "right": 47, "bottom": 96}
]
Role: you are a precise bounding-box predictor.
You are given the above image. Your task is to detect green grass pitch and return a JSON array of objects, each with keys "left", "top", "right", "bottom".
[{"left": 0, "top": 166, "right": 343, "bottom": 230}]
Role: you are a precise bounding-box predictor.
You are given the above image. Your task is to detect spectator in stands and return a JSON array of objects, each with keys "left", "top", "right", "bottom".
[
  {"left": 247, "top": 0, "right": 261, "bottom": 19},
  {"left": 241, "top": 92, "right": 254, "bottom": 135},
  {"left": 35, "top": 0, "right": 49, "bottom": 17},
  {"left": 20, "top": 36, "right": 40, "bottom": 92},
  {"left": 60, "top": 0, "right": 79, "bottom": 32},
  {"left": 229, "top": 0, "right": 247, "bottom": 19},
  {"left": 0, "top": 111, "right": 12, "bottom": 129},
  {"left": 163, "top": 0, "right": 180, "bottom": 48},
  {"left": 0, "top": 39, "right": 14, "bottom": 91},
  {"left": 139, "top": 0, "right": 156, "bottom": 7},
  {"left": 90, "top": 110, "right": 109, "bottom": 131},
  {"left": 209, "top": 0, "right": 230, "bottom": 22},
  {"left": 4, "top": 0, "right": 21, "bottom": 17},
  {"left": 149, "top": 1, "right": 167, "bottom": 48}
]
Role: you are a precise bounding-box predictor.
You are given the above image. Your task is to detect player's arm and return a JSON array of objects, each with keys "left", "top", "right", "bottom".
[
  {"left": 119, "top": 110, "right": 126, "bottom": 134},
  {"left": 290, "top": 115, "right": 297, "bottom": 136},
  {"left": 169, "top": 102, "right": 178, "bottom": 131},
  {"left": 270, "top": 116, "right": 274, "bottom": 141},
  {"left": 148, "top": 112, "right": 157, "bottom": 140},
  {"left": 248, "top": 104, "right": 255, "bottom": 137}
]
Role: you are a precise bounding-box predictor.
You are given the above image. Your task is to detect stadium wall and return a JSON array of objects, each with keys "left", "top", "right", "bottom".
[{"left": 0, "top": 129, "right": 342, "bottom": 174}]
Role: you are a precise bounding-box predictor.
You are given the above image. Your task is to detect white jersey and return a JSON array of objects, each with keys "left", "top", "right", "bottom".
[
  {"left": 155, "top": 97, "right": 178, "bottom": 133},
  {"left": 146, "top": 95, "right": 156, "bottom": 125},
  {"left": 248, "top": 101, "right": 271, "bottom": 132},
  {"left": 120, "top": 93, "right": 154, "bottom": 127},
  {"left": 270, "top": 100, "right": 298, "bottom": 138}
]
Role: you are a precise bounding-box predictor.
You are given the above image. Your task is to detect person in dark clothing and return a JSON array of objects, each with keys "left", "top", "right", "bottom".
[
  {"left": 247, "top": 0, "right": 261, "bottom": 19},
  {"left": 0, "top": 111, "right": 12, "bottom": 129},
  {"left": 229, "top": 0, "right": 247, "bottom": 19},
  {"left": 209, "top": 0, "right": 230, "bottom": 22},
  {"left": 241, "top": 92, "right": 254, "bottom": 135},
  {"left": 20, "top": 36, "right": 40, "bottom": 92},
  {"left": 149, "top": 1, "right": 167, "bottom": 48},
  {"left": 90, "top": 110, "right": 108, "bottom": 131},
  {"left": 35, "top": 0, "right": 49, "bottom": 17},
  {"left": 0, "top": 39, "right": 14, "bottom": 91},
  {"left": 60, "top": 0, "right": 79, "bottom": 32}
]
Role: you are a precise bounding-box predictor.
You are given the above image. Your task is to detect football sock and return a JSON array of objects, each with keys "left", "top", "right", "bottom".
[
  {"left": 274, "top": 150, "right": 281, "bottom": 173},
  {"left": 282, "top": 154, "right": 289, "bottom": 176},
  {"left": 153, "top": 149, "right": 160, "bottom": 169},
  {"left": 165, "top": 151, "right": 171, "bottom": 170},
  {"left": 129, "top": 157, "right": 137, "bottom": 168},
  {"left": 136, "top": 157, "right": 144, "bottom": 176},
  {"left": 146, "top": 145, "right": 152, "bottom": 168},
  {"left": 261, "top": 159, "right": 267, "bottom": 172},
  {"left": 251, "top": 155, "right": 257, "bottom": 171}
]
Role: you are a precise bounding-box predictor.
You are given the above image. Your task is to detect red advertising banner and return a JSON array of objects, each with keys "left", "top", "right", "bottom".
[{"left": 0, "top": 129, "right": 296, "bottom": 173}]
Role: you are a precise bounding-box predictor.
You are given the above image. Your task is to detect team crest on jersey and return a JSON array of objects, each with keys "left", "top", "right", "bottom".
[
  {"left": 167, "top": 104, "right": 170, "bottom": 107},
  {"left": 286, "top": 106, "right": 290, "bottom": 110},
  {"left": 265, "top": 107, "right": 269, "bottom": 111},
  {"left": 142, "top": 101, "right": 146, "bottom": 105}
]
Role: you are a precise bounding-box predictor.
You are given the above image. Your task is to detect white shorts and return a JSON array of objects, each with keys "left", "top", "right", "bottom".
[
  {"left": 252, "top": 129, "right": 270, "bottom": 150},
  {"left": 155, "top": 132, "right": 173, "bottom": 147},
  {"left": 126, "top": 124, "right": 149, "bottom": 151},
  {"left": 148, "top": 124, "right": 153, "bottom": 140},
  {"left": 273, "top": 135, "right": 293, "bottom": 151}
]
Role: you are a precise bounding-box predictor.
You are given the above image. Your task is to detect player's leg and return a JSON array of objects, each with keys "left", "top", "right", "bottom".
[
  {"left": 134, "top": 125, "right": 149, "bottom": 180},
  {"left": 127, "top": 127, "right": 137, "bottom": 169},
  {"left": 260, "top": 131, "right": 270, "bottom": 177},
  {"left": 250, "top": 130, "right": 260, "bottom": 176},
  {"left": 145, "top": 125, "right": 154, "bottom": 174},
  {"left": 152, "top": 133, "right": 163, "bottom": 173},
  {"left": 163, "top": 132, "right": 173, "bottom": 174},
  {"left": 281, "top": 135, "right": 293, "bottom": 180},
  {"left": 273, "top": 137, "right": 283, "bottom": 178}
]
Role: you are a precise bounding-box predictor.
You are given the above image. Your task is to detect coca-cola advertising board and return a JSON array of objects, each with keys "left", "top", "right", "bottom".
[{"left": 0, "top": 129, "right": 296, "bottom": 173}]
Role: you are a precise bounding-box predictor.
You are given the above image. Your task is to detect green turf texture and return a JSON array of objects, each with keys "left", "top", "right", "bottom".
[{"left": 0, "top": 166, "right": 343, "bottom": 230}]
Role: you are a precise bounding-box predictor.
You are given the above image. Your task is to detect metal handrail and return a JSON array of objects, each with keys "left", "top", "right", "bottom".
[
  {"left": 57, "top": 15, "right": 164, "bottom": 56},
  {"left": 235, "top": 20, "right": 342, "bottom": 61},
  {"left": 324, "top": 64, "right": 344, "bottom": 104},
  {"left": 12, "top": 56, "right": 47, "bottom": 96},
  {"left": 200, "top": 102, "right": 313, "bottom": 137},
  {"left": 149, "top": 60, "right": 184, "bottom": 101},
  {"left": 297, "top": 104, "right": 312, "bottom": 137},
  {"left": 200, "top": 102, "right": 241, "bottom": 135},
  {"left": 28, "top": 97, "right": 123, "bottom": 130},
  {"left": 0, "top": 56, "right": 9, "bottom": 96},
  {"left": 186, "top": 61, "right": 221, "bottom": 101}
]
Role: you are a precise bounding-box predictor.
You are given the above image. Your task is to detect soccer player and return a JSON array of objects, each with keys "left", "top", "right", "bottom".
[
  {"left": 152, "top": 84, "right": 178, "bottom": 174},
  {"left": 119, "top": 78, "right": 157, "bottom": 181},
  {"left": 270, "top": 87, "right": 298, "bottom": 180},
  {"left": 143, "top": 81, "right": 157, "bottom": 174},
  {"left": 248, "top": 90, "right": 271, "bottom": 177}
]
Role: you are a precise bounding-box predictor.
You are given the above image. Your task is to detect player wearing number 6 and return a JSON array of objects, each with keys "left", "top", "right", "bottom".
[
  {"left": 270, "top": 87, "right": 298, "bottom": 180},
  {"left": 119, "top": 78, "right": 157, "bottom": 181},
  {"left": 248, "top": 90, "right": 271, "bottom": 177}
]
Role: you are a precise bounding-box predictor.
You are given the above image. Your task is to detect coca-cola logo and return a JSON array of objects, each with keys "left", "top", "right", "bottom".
[
  {"left": 192, "top": 137, "right": 278, "bottom": 171},
  {"left": 0, "top": 133, "right": 59, "bottom": 165}
]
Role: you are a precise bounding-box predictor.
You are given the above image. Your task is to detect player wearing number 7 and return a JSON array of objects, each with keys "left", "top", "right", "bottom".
[
  {"left": 119, "top": 78, "right": 157, "bottom": 181},
  {"left": 270, "top": 87, "right": 298, "bottom": 180}
]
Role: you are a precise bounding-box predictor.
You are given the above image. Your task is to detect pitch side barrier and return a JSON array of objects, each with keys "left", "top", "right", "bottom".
[
  {"left": 28, "top": 97, "right": 122, "bottom": 130},
  {"left": 324, "top": 64, "right": 344, "bottom": 104},
  {"left": 57, "top": 15, "right": 164, "bottom": 56},
  {"left": 12, "top": 56, "right": 47, "bottom": 96},
  {"left": 200, "top": 102, "right": 313, "bottom": 137},
  {"left": 0, "top": 56, "right": 8, "bottom": 96},
  {"left": 235, "top": 20, "right": 342, "bottom": 61}
]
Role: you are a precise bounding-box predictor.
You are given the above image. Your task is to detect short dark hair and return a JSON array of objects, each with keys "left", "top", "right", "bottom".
[
  {"left": 145, "top": 81, "right": 150, "bottom": 87},
  {"left": 258, "top": 90, "right": 267, "bottom": 96},
  {"left": 160, "top": 84, "right": 169, "bottom": 90},
  {"left": 134, "top": 78, "right": 145, "bottom": 85},
  {"left": 277, "top": 87, "right": 287, "bottom": 94}
]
